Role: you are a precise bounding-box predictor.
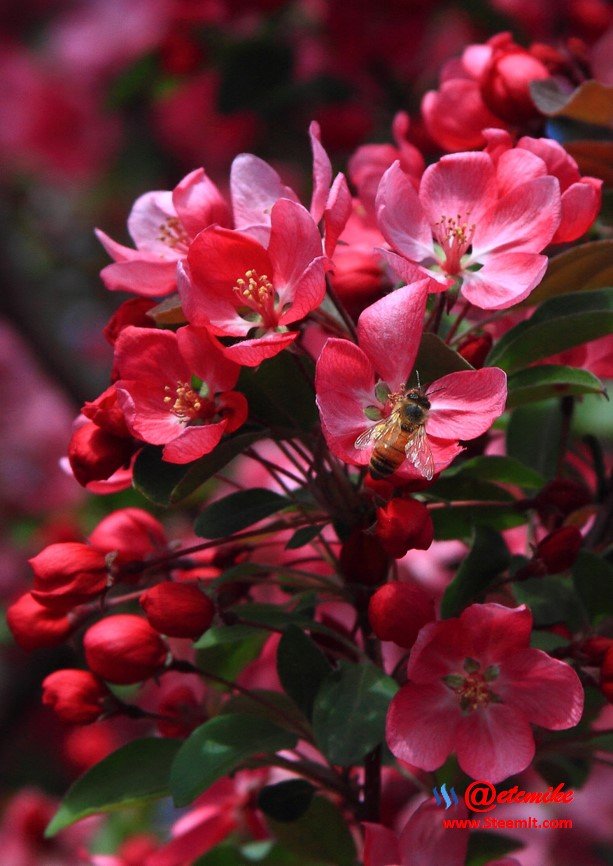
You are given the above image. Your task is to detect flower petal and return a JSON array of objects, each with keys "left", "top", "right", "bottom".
[
  {"left": 398, "top": 801, "right": 469, "bottom": 866},
  {"left": 407, "top": 618, "right": 469, "bottom": 683},
  {"left": 426, "top": 368, "right": 507, "bottom": 440},
  {"left": 456, "top": 704, "right": 535, "bottom": 783},
  {"left": 324, "top": 173, "right": 353, "bottom": 258},
  {"left": 419, "top": 152, "right": 497, "bottom": 229},
  {"left": 114, "top": 327, "right": 186, "bottom": 382},
  {"left": 363, "top": 824, "right": 400, "bottom": 866},
  {"left": 386, "top": 682, "right": 459, "bottom": 772},
  {"left": 267, "top": 199, "right": 323, "bottom": 295},
  {"left": 278, "top": 257, "right": 327, "bottom": 325},
  {"left": 376, "top": 162, "right": 434, "bottom": 263},
  {"left": 176, "top": 326, "right": 240, "bottom": 391},
  {"left": 115, "top": 380, "right": 183, "bottom": 445},
  {"left": 99, "top": 260, "right": 178, "bottom": 297},
  {"left": 497, "top": 648, "right": 584, "bottom": 730},
  {"left": 553, "top": 180, "right": 603, "bottom": 244},
  {"left": 459, "top": 603, "right": 533, "bottom": 663},
  {"left": 162, "top": 420, "right": 227, "bottom": 464},
  {"left": 172, "top": 168, "right": 230, "bottom": 238},
  {"left": 230, "top": 153, "right": 298, "bottom": 232},
  {"left": 127, "top": 190, "right": 179, "bottom": 257},
  {"left": 357, "top": 281, "right": 429, "bottom": 390},
  {"left": 219, "top": 330, "right": 298, "bottom": 366},
  {"left": 460, "top": 252, "right": 548, "bottom": 310},
  {"left": 309, "top": 120, "right": 333, "bottom": 224}
]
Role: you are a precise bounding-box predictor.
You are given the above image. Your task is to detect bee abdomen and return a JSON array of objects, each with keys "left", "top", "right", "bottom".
[{"left": 370, "top": 440, "right": 406, "bottom": 479}]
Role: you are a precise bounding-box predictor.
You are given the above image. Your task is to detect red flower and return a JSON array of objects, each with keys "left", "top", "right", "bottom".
[
  {"left": 7, "top": 593, "right": 73, "bottom": 651},
  {"left": 29, "top": 542, "right": 108, "bottom": 611},
  {"left": 368, "top": 582, "right": 435, "bottom": 648},
  {"left": 114, "top": 325, "right": 247, "bottom": 464},
  {"left": 316, "top": 281, "right": 507, "bottom": 480},
  {"left": 42, "top": 669, "right": 111, "bottom": 724},
  {"left": 67, "top": 421, "right": 134, "bottom": 487},
  {"left": 375, "top": 498, "right": 434, "bottom": 557},
  {"left": 180, "top": 199, "right": 326, "bottom": 366},
  {"left": 96, "top": 168, "right": 230, "bottom": 297},
  {"left": 386, "top": 603, "right": 584, "bottom": 782},
  {"left": 140, "top": 582, "right": 215, "bottom": 639},
  {"left": 84, "top": 614, "right": 168, "bottom": 684},
  {"left": 89, "top": 507, "right": 167, "bottom": 565}
]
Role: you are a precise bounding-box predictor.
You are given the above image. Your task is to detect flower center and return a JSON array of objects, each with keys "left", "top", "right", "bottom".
[
  {"left": 232, "top": 269, "right": 276, "bottom": 325},
  {"left": 164, "top": 381, "right": 204, "bottom": 422},
  {"left": 443, "top": 658, "right": 500, "bottom": 713},
  {"left": 157, "top": 217, "right": 189, "bottom": 250},
  {"left": 432, "top": 214, "right": 475, "bottom": 275}
]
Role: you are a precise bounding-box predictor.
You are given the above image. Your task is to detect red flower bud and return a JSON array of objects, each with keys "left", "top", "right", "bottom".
[
  {"left": 582, "top": 637, "right": 613, "bottom": 665},
  {"left": 30, "top": 542, "right": 108, "bottom": 611},
  {"left": 457, "top": 333, "right": 493, "bottom": 369},
  {"left": 42, "top": 669, "right": 110, "bottom": 724},
  {"left": 84, "top": 615, "right": 167, "bottom": 684},
  {"left": 533, "top": 480, "right": 592, "bottom": 528},
  {"left": 82, "top": 386, "right": 131, "bottom": 438},
  {"left": 68, "top": 422, "right": 134, "bottom": 487},
  {"left": 480, "top": 40, "right": 550, "bottom": 123},
  {"left": 89, "top": 508, "right": 167, "bottom": 565},
  {"left": 7, "top": 593, "right": 73, "bottom": 651},
  {"left": 103, "top": 298, "right": 157, "bottom": 346},
  {"left": 140, "top": 582, "right": 215, "bottom": 639},
  {"left": 156, "top": 685, "right": 206, "bottom": 738},
  {"left": 340, "top": 529, "right": 389, "bottom": 586},
  {"left": 368, "top": 582, "right": 435, "bottom": 648},
  {"left": 375, "top": 498, "right": 434, "bottom": 558},
  {"left": 535, "top": 526, "right": 583, "bottom": 574}
]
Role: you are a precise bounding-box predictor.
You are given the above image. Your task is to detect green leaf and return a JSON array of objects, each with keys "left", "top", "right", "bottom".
[
  {"left": 169, "top": 431, "right": 264, "bottom": 503},
  {"left": 133, "top": 446, "right": 188, "bottom": 506},
  {"left": 431, "top": 504, "right": 527, "bottom": 541},
  {"left": 267, "top": 796, "right": 357, "bottom": 866},
  {"left": 466, "top": 832, "right": 524, "bottom": 866},
  {"left": 194, "top": 625, "right": 268, "bottom": 683},
  {"left": 238, "top": 353, "right": 317, "bottom": 434},
  {"left": 258, "top": 780, "right": 315, "bottom": 822},
  {"left": 513, "top": 575, "right": 587, "bottom": 632},
  {"left": 442, "top": 455, "right": 544, "bottom": 489},
  {"left": 195, "top": 488, "right": 291, "bottom": 539},
  {"left": 285, "top": 525, "right": 324, "bottom": 550},
  {"left": 170, "top": 714, "right": 297, "bottom": 807},
  {"left": 506, "top": 399, "right": 563, "bottom": 480},
  {"left": 277, "top": 626, "right": 332, "bottom": 719},
  {"left": 426, "top": 476, "right": 515, "bottom": 503},
  {"left": 196, "top": 841, "right": 311, "bottom": 865},
  {"left": 530, "top": 79, "right": 613, "bottom": 126},
  {"left": 486, "top": 288, "right": 613, "bottom": 373},
  {"left": 441, "top": 527, "right": 510, "bottom": 618},
  {"left": 522, "top": 240, "right": 613, "bottom": 306},
  {"left": 507, "top": 365, "right": 607, "bottom": 407},
  {"left": 312, "top": 662, "right": 397, "bottom": 766},
  {"left": 572, "top": 551, "right": 613, "bottom": 623},
  {"left": 536, "top": 754, "right": 591, "bottom": 790},
  {"left": 221, "top": 690, "right": 309, "bottom": 736},
  {"left": 46, "top": 738, "right": 180, "bottom": 836},
  {"left": 407, "top": 332, "right": 472, "bottom": 388}
]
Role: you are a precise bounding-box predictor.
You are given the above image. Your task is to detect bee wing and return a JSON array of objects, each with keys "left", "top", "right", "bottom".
[
  {"left": 354, "top": 419, "right": 389, "bottom": 450},
  {"left": 405, "top": 425, "right": 435, "bottom": 481}
]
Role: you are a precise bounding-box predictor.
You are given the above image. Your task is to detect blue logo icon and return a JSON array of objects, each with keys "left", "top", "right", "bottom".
[{"left": 432, "top": 783, "right": 459, "bottom": 809}]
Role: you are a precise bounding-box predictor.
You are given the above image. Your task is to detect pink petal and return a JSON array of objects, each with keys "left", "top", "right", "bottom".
[
  {"left": 99, "top": 259, "right": 178, "bottom": 296},
  {"left": 494, "top": 148, "right": 547, "bottom": 198},
  {"left": 497, "top": 648, "right": 584, "bottom": 730},
  {"left": 472, "top": 176, "right": 561, "bottom": 257},
  {"left": 456, "top": 704, "right": 535, "bottom": 783},
  {"left": 386, "top": 682, "right": 459, "bottom": 772},
  {"left": 145, "top": 810, "right": 237, "bottom": 866},
  {"left": 422, "top": 79, "right": 503, "bottom": 152},
  {"left": 219, "top": 330, "right": 298, "bottom": 366},
  {"left": 363, "top": 823, "right": 401, "bottom": 866},
  {"left": 324, "top": 173, "right": 353, "bottom": 258},
  {"left": 114, "top": 326, "right": 186, "bottom": 382},
  {"left": 552, "top": 180, "right": 603, "bottom": 244},
  {"left": 177, "top": 261, "right": 250, "bottom": 336},
  {"left": 459, "top": 604, "right": 532, "bottom": 663},
  {"left": 162, "top": 420, "right": 227, "bottom": 464},
  {"left": 172, "top": 168, "right": 230, "bottom": 238},
  {"left": 176, "top": 326, "right": 240, "bottom": 391},
  {"left": 376, "top": 162, "right": 434, "bottom": 263},
  {"left": 426, "top": 368, "right": 507, "bottom": 440},
  {"left": 95, "top": 228, "right": 140, "bottom": 262},
  {"left": 127, "top": 190, "right": 180, "bottom": 257},
  {"left": 309, "top": 119, "right": 333, "bottom": 224},
  {"left": 517, "top": 136, "right": 580, "bottom": 188},
  {"left": 407, "top": 618, "right": 469, "bottom": 683},
  {"left": 398, "top": 801, "right": 469, "bottom": 866},
  {"left": 230, "top": 153, "right": 298, "bottom": 232},
  {"left": 357, "top": 282, "right": 429, "bottom": 390},
  {"left": 278, "top": 257, "right": 327, "bottom": 325},
  {"left": 460, "top": 252, "right": 548, "bottom": 310},
  {"left": 419, "top": 152, "right": 497, "bottom": 230},
  {"left": 315, "top": 338, "right": 375, "bottom": 465},
  {"left": 379, "top": 249, "right": 446, "bottom": 292},
  {"left": 116, "top": 380, "right": 184, "bottom": 445},
  {"left": 267, "top": 199, "right": 323, "bottom": 293}
]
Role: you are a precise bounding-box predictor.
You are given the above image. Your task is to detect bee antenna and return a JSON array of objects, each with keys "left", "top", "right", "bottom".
[{"left": 415, "top": 369, "right": 422, "bottom": 389}]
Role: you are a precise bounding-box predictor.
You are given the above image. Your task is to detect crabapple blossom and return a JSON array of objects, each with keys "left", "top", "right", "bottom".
[
  {"left": 84, "top": 614, "right": 168, "bottom": 684},
  {"left": 316, "top": 281, "right": 507, "bottom": 479},
  {"left": 376, "top": 151, "right": 562, "bottom": 309},
  {"left": 114, "top": 325, "right": 247, "bottom": 463},
  {"left": 368, "top": 582, "right": 435, "bottom": 648},
  {"left": 386, "top": 603, "right": 584, "bottom": 782}
]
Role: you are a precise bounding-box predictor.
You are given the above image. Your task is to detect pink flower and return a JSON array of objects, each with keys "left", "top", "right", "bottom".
[
  {"left": 377, "top": 150, "right": 562, "bottom": 310},
  {"left": 484, "top": 129, "right": 603, "bottom": 244},
  {"left": 386, "top": 603, "right": 584, "bottom": 783},
  {"left": 96, "top": 168, "right": 230, "bottom": 297},
  {"left": 114, "top": 326, "right": 247, "bottom": 463},
  {"left": 180, "top": 198, "right": 327, "bottom": 365},
  {"left": 363, "top": 800, "right": 469, "bottom": 866},
  {"left": 315, "top": 281, "right": 507, "bottom": 480}
]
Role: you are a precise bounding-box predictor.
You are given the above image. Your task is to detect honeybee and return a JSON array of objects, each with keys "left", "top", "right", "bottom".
[{"left": 354, "top": 384, "right": 435, "bottom": 480}]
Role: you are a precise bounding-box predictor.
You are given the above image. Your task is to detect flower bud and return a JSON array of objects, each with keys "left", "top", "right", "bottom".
[
  {"left": 480, "top": 42, "right": 550, "bottom": 122},
  {"left": 68, "top": 422, "right": 134, "bottom": 487},
  {"left": 375, "top": 498, "right": 434, "bottom": 558},
  {"left": 89, "top": 508, "right": 167, "bottom": 565},
  {"left": 340, "top": 529, "right": 389, "bottom": 586},
  {"left": 42, "top": 669, "right": 111, "bottom": 724},
  {"left": 533, "top": 480, "right": 592, "bottom": 527},
  {"left": 581, "top": 637, "right": 613, "bottom": 665},
  {"left": 140, "top": 582, "right": 215, "bottom": 639},
  {"left": 103, "top": 298, "right": 157, "bottom": 345},
  {"left": 157, "top": 685, "right": 206, "bottom": 737},
  {"left": 457, "top": 333, "right": 493, "bottom": 369},
  {"left": 30, "top": 542, "right": 108, "bottom": 611},
  {"left": 536, "top": 526, "right": 583, "bottom": 574},
  {"left": 84, "top": 615, "right": 167, "bottom": 684},
  {"left": 7, "top": 593, "right": 73, "bottom": 651},
  {"left": 368, "top": 582, "right": 435, "bottom": 648},
  {"left": 82, "top": 386, "right": 131, "bottom": 438}
]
